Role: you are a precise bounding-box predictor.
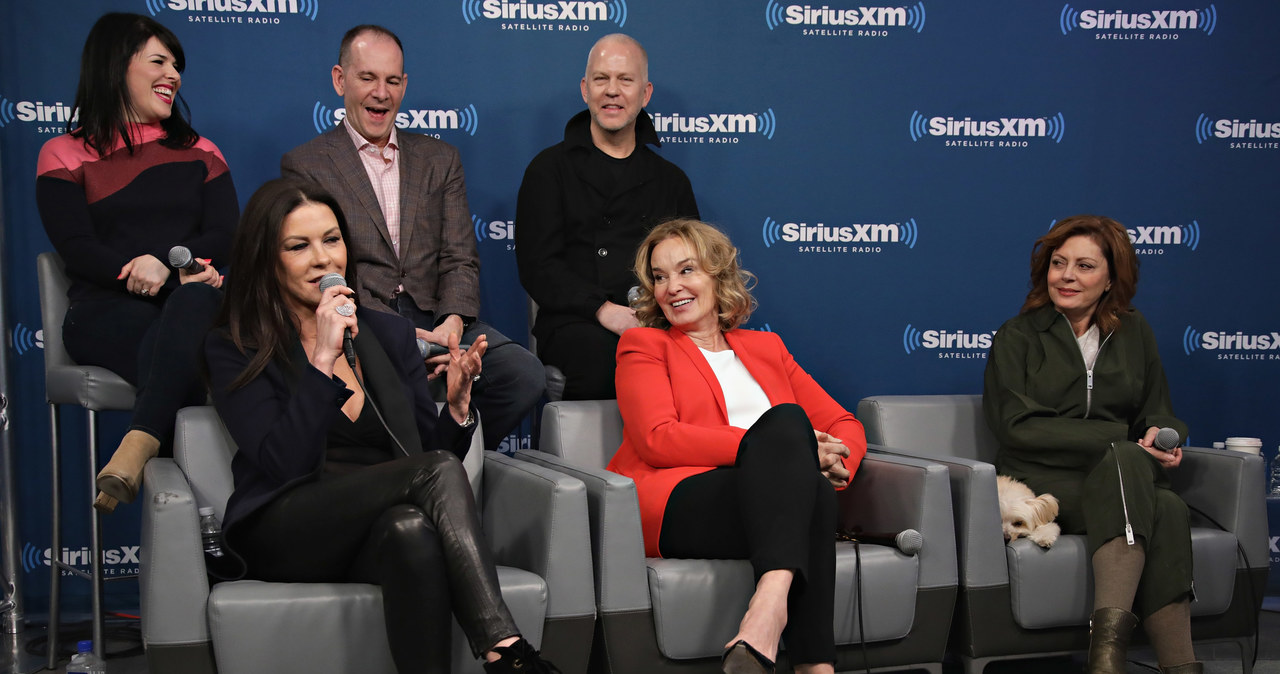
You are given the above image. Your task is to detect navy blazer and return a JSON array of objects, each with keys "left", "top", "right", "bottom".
[{"left": 205, "top": 307, "right": 473, "bottom": 577}]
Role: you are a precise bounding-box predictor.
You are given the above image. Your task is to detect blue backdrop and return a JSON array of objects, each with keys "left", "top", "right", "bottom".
[{"left": 2, "top": 0, "right": 1278, "bottom": 613}]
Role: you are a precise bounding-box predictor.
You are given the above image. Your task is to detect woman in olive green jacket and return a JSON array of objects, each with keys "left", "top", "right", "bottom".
[{"left": 983, "top": 215, "right": 1198, "bottom": 674}]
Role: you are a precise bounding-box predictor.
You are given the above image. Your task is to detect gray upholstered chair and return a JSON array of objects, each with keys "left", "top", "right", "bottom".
[
  {"left": 140, "top": 406, "right": 595, "bottom": 674},
  {"left": 36, "top": 251, "right": 138, "bottom": 667},
  {"left": 515, "top": 399, "right": 958, "bottom": 673},
  {"left": 857, "top": 394, "right": 1268, "bottom": 674}
]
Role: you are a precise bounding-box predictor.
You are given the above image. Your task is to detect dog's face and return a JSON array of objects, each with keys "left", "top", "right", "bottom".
[{"left": 997, "top": 476, "right": 1060, "bottom": 542}]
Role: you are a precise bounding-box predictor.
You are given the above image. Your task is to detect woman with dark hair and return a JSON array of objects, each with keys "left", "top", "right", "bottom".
[
  {"left": 36, "top": 12, "right": 237, "bottom": 513},
  {"left": 204, "top": 178, "right": 557, "bottom": 674},
  {"left": 608, "top": 219, "right": 865, "bottom": 674},
  {"left": 984, "top": 215, "right": 1198, "bottom": 674}
]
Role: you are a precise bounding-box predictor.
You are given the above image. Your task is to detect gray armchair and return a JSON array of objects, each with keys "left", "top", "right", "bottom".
[
  {"left": 515, "top": 400, "right": 958, "bottom": 673},
  {"left": 140, "top": 406, "right": 595, "bottom": 674},
  {"left": 857, "top": 394, "right": 1268, "bottom": 674}
]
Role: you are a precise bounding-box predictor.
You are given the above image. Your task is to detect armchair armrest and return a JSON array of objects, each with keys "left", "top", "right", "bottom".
[
  {"left": 1170, "top": 446, "right": 1269, "bottom": 569},
  {"left": 140, "top": 458, "right": 211, "bottom": 647},
  {"left": 481, "top": 451, "right": 595, "bottom": 622},
  {"left": 869, "top": 444, "right": 1009, "bottom": 589},
  {"left": 512, "top": 449, "right": 651, "bottom": 614},
  {"left": 838, "top": 451, "right": 958, "bottom": 591}
]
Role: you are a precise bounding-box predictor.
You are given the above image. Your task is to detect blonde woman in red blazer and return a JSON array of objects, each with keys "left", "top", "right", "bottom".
[{"left": 607, "top": 219, "right": 865, "bottom": 674}]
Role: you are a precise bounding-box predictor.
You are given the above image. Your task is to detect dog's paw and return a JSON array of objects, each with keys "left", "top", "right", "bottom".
[{"left": 1030, "top": 523, "right": 1060, "bottom": 549}]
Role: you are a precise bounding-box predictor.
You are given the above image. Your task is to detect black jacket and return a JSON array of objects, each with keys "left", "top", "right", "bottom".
[{"left": 515, "top": 110, "right": 698, "bottom": 341}]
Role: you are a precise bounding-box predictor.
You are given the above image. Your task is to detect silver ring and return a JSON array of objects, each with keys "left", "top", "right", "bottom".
[
  {"left": 335, "top": 303, "right": 355, "bottom": 317},
  {"left": 140, "top": 289, "right": 149, "bottom": 296},
  {"left": 472, "top": 374, "right": 481, "bottom": 382}
]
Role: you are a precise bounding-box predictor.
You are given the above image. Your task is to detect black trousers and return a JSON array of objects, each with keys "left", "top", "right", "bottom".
[
  {"left": 658, "top": 404, "right": 838, "bottom": 665},
  {"left": 538, "top": 319, "right": 620, "bottom": 400},
  {"left": 63, "top": 283, "right": 221, "bottom": 448},
  {"left": 232, "top": 451, "right": 519, "bottom": 673}
]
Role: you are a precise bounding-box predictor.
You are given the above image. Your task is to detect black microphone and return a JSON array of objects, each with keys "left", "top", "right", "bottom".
[
  {"left": 318, "top": 273, "right": 356, "bottom": 369},
  {"left": 1154, "top": 427, "right": 1181, "bottom": 452},
  {"left": 847, "top": 529, "right": 923, "bottom": 556},
  {"left": 417, "top": 339, "right": 472, "bottom": 359},
  {"left": 168, "top": 245, "right": 206, "bottom": 274}
]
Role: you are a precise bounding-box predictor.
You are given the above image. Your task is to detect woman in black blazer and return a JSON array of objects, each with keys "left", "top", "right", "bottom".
[{"left": 204, "top": 178, "right": 557, "bottom": 674}]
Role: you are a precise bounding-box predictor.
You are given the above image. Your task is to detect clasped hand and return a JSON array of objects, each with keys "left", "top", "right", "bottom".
[
  {"left": 1137, "top": 425, "right": 1182, "bottom": 469},
  {"left": 119, "top": 253, "right": 222, "bottom": 295},
  {"left": 816, "top": 430, "right": 851, "bottom": 489}
]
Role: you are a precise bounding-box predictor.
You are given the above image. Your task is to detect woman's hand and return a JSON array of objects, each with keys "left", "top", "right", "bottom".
[
  {"left": 445, "top": 333, "right": 487, "bottom": 425},
  {"left": 816, "top": 430, "right": 851, "bottom": 488},
  {"left": 178, "top": 257, "right": 223, "bottom": 288},
  {"left": 308, "top": 284, "right": 358, "bottom": 377},
  {"left": 417, "top": 314, "right": 466, "bottom": 380},
  {"left": 118, "top": 254, "right": 171, "bottom": 296},
  {"left": 1137, "top": 425, "right": 1183, "bottom": 468}
]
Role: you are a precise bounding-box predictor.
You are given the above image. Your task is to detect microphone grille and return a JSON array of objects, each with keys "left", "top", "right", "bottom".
[
  {"left": 168, "top": 245, "right": 192, "bottom": 269},
  {"left": 627, "top": 285, "right": 642, "bottom": 306},
  {"left": 1155, "top": 427, "right": 1181, "bottom": 451},
  {"left": 895, "top": 529, "right": 923, "bottom": 556},
  {"left": 318, "top": 273, "right": 348, "bottom": 293}
]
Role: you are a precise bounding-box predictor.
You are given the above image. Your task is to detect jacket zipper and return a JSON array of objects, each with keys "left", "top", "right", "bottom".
[
  {"left": 1084, "top": 330, "right": 1113, "bottom": 418},
  {"left": 1112, "top": 441, "right": 1136, "bottom": 545}
]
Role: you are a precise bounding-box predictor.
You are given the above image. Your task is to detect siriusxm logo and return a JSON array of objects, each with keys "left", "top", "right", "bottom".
[
  {"left": 651, "top": 109, "right": 777, "bottom": 143},
  {"left": 903, "top": 324, "right": 995, "bottom": 358},
  {"left": 762, "top": 217, "right": 918, "bottom": 251},
  {"left": 1195, "top": 114, "right": 1280, "bottom": 148},
  {"left": 0, "top": 96, "right": 77, "bottom": 129},
  {"left": 1059, "top": 4, "right": 1216, "bottom": 36},
  {"left": 910, "top": 111, "right": 1065, "bottom": 144},
  {"left": 21, "top": 542, "right": 140, "bottom": 574},
  {"left": 462, "top": 0, "right": 627, "bottom": 26},
  {"left": 1183, "top": 326, "right": 1280, "bottom": 359},
  {"left": 1127, "top": 221, "right": 1201, "bottom": 251},
  {"left": 497, "top": 432, "right": 532, "bottom": 454},
  {"left": 311, "top": 102, "right": 479, "bottom": 137},
  {"left": 765, "top": 1, "right": 926, "bottom": 33},
  {"left": 146, "top": 0, "right": 318, "bottom": 20},
  {"left": 472, "top": 214, "right": 515, "bottom": 242},
  {"left": 10, "top": 323, "right": 44, "bottom": 355}
]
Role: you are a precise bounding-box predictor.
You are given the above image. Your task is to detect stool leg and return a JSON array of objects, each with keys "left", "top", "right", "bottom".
[
  {"left": 87, "top": 410, "right": 104, "bottom": 660},
  {"left": 47, "top": 404, "right": 61, "bottom": 672}
]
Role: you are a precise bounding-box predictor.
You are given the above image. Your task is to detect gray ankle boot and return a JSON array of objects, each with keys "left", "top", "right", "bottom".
[{"left": 1086, "top": 607, "right": 1139, "bottom": 673}]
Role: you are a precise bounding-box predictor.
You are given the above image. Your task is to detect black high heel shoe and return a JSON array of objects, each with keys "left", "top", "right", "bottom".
[
  {"left": 483, "top": 637, "right": 561, "bottom": 673},
  {"left": 722, "top": 640, "right": 775, "bottom": 674}
]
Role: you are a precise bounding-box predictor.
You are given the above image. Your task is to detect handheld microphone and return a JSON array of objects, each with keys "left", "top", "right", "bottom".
[
  {"left": 417, "top": 339, "right": 473, "bottom": 359},
  {"left": 318, "top": 273, "right": 356, "bottom": 369},
  {"left": 1154, "top": 427, "right": 1181, "bottom": 452},
  {"left": 847, "top": 529, "right": 923, "bottom": 556},
  {"left": 627, "top": 285, "right": 642, "bottom": 307},
  {"left": 168, "top": 245, "right": 206, "bottom": 274}
]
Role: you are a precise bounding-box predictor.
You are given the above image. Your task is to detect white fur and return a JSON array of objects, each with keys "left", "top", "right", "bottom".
[{"left": 996, "top": 475, "right": 1060, "bottom": 549}]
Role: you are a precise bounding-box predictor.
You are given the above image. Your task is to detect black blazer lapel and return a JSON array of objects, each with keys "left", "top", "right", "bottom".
[{"left": 351, "top": 325, "right": 423, "bottom": 455}]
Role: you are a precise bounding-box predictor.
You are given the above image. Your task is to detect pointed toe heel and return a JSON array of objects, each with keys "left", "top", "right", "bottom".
[{"left": 721, "top": 640, "right": 775, "bottom": 674}]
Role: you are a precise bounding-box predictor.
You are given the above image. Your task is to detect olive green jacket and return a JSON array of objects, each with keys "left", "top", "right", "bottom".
[{"left": 983, "top": 304, "right": 1187, "bottom": 478}]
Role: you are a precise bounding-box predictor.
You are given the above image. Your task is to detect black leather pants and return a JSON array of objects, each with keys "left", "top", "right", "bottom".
[{"left": 233, "top": 450, "right": 519, "bottom": 672}]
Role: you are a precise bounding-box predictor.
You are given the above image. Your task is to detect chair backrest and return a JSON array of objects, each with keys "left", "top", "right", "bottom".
[
  {"left": 173, "top": 404, "right": 486, "bottom": 523},
  {"left": 538, "top": 400, "right": 624, "bottom": 469},
  {"left": 857, "top": 394, "right": 999, "bottom": 463},
  {"left": 35, "top": 252, "right": 75, "bottom": 374}
]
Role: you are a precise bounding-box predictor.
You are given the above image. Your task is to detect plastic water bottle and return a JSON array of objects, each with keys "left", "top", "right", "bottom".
[
  {"left": 1268, "top": 447, "right": 1280, "bottom": 497},
  {"left": 199, "top": 507, "right": 225, "bottom": 559},
  {"left": 67, "top": 640, "right": 106, "bottom": 674}
]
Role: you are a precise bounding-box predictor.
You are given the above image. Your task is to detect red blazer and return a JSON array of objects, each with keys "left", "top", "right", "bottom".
[{"left": 607, "top": 327, "right": 866, "bottom": 556}]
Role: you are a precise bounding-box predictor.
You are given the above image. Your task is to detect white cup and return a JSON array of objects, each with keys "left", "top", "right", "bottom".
[{"left": 1223, "top": 437, "right": 1263, "bottom": 455}]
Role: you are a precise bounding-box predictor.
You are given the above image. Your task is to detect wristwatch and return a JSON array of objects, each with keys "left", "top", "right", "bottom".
[{"left": 460, "top": 409, "right": 476, "bottom": 428}]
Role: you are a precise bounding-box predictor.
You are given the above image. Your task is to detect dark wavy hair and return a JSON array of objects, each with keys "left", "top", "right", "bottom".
[
  {"left": 216, "top": 179, "right": 355, "bottom": 389},
  {"left": 632, "top": 219, "right": 757, "bottom": 332},
  {"left": 1022, "top": 214, "right": 1138, "bottom": 334},
  {"left": 68, "top": 12, "right": 198, "bottom": 157}
]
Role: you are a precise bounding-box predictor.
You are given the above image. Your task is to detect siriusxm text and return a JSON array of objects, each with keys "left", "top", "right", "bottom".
[
  {"left": 481, "top": 0, "right": 607, "bottom": 20},
  {"left": 1077, "top": 10, "right": 1198, "bottom": 30},
  {"left": 922, "top": 330, "right": 994, "bottom": 350},
  {"left": 1127, "top": 226, "right": 1182, "bottom": 246},
  {"left": 782, "top": 223, "right": 903, "bottom": 243},
  {"left": 650, "top": 113, "right": 758, "bottom": 134},
  {"left": 167, "top": 0, "right": 301, "bottom": 12},
  {"left": 1214, "top": 119, "right": 1280, "bottom": 139},
  {"left": 785, "top": 5, "right": 908, "bottom": 26},
  {"left": 929, "top": 117, "right": 1047, "bottom": 138},
  {"left": 334, "top": 108, "right": 459, "bottom": 131},
  {"left": 34, "top": 545, "right": 141, "bottom": 568},
  {"left": 15, "top": 101, "right": 77, "bottom": 124},
  {"left": 1196, "top": 332, "right": 1280, "bottom": 350}
]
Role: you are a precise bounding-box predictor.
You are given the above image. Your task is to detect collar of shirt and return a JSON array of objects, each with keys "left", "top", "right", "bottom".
[{"left": 343, "top": 119, "right": 400, "bottom": 160}]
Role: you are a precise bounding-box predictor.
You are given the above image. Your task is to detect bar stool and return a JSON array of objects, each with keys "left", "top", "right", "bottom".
[{"left": 36, "top": 252, "right": 137, "bottom": 667}]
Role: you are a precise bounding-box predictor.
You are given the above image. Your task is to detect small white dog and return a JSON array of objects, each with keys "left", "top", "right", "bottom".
[{"left": 996, "top": 475, "right": 1060, "bottom": 548}]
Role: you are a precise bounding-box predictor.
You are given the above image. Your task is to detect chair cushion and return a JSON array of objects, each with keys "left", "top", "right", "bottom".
[
  {"left": 209, "top": 566, "right": 546, "bottom": 674},
  {"left": 646, "top": 542, "right": 919, "bottom": 660},
  {"left": 1007, "top": 528, "right": 1238, "bottom": 629}
]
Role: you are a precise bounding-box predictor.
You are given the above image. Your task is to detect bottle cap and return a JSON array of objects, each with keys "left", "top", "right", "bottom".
[
  {"left": 198, "top": 506, "right": 214, "bottom": 516},
  {"left": 77, "top": 640, "right": 93, "bottom": 653}
]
